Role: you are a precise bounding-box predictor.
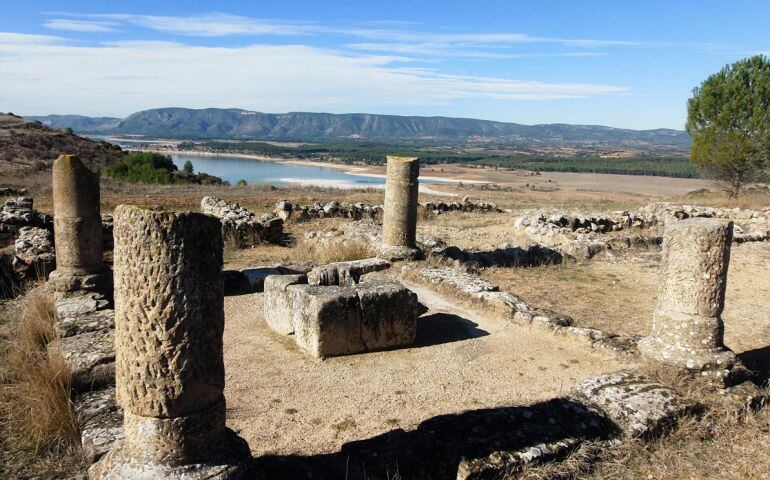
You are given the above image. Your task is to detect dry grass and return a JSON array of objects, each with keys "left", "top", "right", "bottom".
[
  {"left": 0, "top": 290, "right": 83, "bottom": 479},
  {"left": 290, "top": 238, "right": 374, "bottom": 264},
  {"left": 516, "top": 365, "right": 770, "bottom": 480}
]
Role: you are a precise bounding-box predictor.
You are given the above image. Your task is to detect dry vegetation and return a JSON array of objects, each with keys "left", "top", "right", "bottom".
[
  {"left": 520, "top": 366, "right": 770, "bottom": 480},
  {"left": 0, "top": 289, "right": 83, "bottom": 479}
]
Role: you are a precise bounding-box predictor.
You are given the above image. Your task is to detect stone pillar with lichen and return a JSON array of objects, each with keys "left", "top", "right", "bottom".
[
  {"left": 381, "top": 156, "right": 419, "bottom": 255},
  {"left": 638, "top": 217, "right": 737, "bottom": 376},
  {"left": 48, "top": 154, "right": 106, "bottom": 294},
  {"left": 91, "top": 206, "right": 251, "bottom": 479}
]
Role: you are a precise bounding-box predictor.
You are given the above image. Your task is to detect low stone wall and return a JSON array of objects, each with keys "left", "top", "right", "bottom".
[
  {"left": 399, "top": 263, "right": 640, "bottom": 356},
  {"left": 274, "top": 198, "right": 501, "bottom": 222},
  {"left": 201, "top": 196, "right": 284, "bottom": 247},
  {"left": 0, "top": 197, "right": 52, "bottom": 248},
  {"left": 514, "top": 202, "right": 770, "bottom": 260}
]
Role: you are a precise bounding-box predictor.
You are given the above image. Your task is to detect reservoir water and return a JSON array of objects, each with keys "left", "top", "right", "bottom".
[{"left": 169, "top": 153, "right": 450, "bottom": 188}]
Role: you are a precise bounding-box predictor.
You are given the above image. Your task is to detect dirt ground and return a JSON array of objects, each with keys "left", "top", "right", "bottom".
[
  {"left": 481, "top": 242, "right": 770, "bottom": 358},
  {"left": 222, "top": 281, "right": 632, "bottom": 457}
]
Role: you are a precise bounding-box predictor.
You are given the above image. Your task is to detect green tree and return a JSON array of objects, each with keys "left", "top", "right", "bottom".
[
  {"left": 64, "top": 127, "right": 73, "bottom": 135},
  {"left": 182, "top": 160, "right": 194, "bottom": 174},
  {"left": 686, "top": 55, "right": 770, "bottom": 197},
  {"left": 236, "top": 179, "right": 248, "bottom": 187}
]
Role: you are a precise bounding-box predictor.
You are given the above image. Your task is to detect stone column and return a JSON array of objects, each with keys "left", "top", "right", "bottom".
[
  {"left": 380, "top": 156, "right": 419, "bottom": 258},
  {"left": 49, "top": 154, "right": 106, "bottom": 294},
  {"left": 638, "top": 218, "right": 737, "bottom": 374},
  {"left": 91, "top": 206, "right": 251, "bottom": 479}
]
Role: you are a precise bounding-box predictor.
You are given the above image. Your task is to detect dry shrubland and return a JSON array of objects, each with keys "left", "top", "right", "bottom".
[{"left": 0, "top": 289, "right": 83, "bottom": 479}]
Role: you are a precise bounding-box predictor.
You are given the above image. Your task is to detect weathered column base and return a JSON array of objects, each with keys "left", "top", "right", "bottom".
[
  {"left": 48, "top": 267, "right": 113, "bottom": 300},
  {"left": 89, "top": 403, "right": 255, "bottom": 479},
  {"left": 637, "top": 336, "right": 739, "bottom": 387},
  {"left": 375, "top": 244, "right": 423, "bottom": 262}
]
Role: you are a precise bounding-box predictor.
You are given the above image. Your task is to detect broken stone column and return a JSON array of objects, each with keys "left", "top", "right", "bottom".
[
  {"left": 380, "top": 156, "right": 420, "bottom": 260},
  {"left": 638, "top": 218, "right": 737, "bottom": 376},
  {"left": 91, "top": 206, "right": 250, "bottom": 479},
  {"left": 48, "top": 154, "right": 108, "bottom": 294}
]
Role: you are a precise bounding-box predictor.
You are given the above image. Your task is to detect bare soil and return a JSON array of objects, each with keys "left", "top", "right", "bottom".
[{"left": 222, "top": 281, "right": 632, "bottom": 457}]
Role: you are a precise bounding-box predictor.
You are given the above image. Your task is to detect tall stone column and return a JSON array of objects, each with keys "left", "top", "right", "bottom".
[
  {"left": 91, "top": 206, "right": 251, "bottom": 479},
  {"left": 49, "top": 154, "right": 107, "bottom": 294},
  {"left": 638, "top": 218, "right": 737, "bottom": 375},
  {"left": 379, "top": 156, "right": 420, "bottom": 259}
]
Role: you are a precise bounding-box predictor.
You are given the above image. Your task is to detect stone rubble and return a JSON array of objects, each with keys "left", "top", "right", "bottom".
[
  {"left": 201, "top": 195, "right": 284, "bottom": 247},
  {"left": 13, "top": 226, "right": 55, "bottom": 279}
]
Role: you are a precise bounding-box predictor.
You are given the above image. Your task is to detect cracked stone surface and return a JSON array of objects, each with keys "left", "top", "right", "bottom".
[
  {"left": 308, "top": 258, "right": 390, "bottom": 287},
  {"left": 53, "top": 328, "right": 115, "bottom": 391},
  {"left": 573, "top": 371, "right": 700, "bottom": 438}
]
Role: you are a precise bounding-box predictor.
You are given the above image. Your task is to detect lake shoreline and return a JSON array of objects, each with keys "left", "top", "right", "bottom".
[{"left": 131, "top": 146, "right": 485, "bottom": 186}]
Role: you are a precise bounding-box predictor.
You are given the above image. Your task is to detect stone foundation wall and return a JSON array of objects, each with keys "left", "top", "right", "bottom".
[{"left": 201, "top": 196, "right": 284, "bottom": 247}]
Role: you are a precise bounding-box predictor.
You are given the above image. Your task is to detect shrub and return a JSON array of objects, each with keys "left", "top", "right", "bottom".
[{"left": 103, "top": 152, "right": 178, "bottom": 184}]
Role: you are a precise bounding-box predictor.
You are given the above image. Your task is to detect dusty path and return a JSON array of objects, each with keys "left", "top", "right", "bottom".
[{"left": 222, "top": 279, "right": 634, "bottom": 458}]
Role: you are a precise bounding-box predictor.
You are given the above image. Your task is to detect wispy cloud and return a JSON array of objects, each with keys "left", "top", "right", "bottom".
[
  {"left": 57, "top": 13, "right": 324, "bottom": 37},
  {"left": 0, "top": 37, "right": 629, "bottom": 116},
  {"left": 44, "top": 19, "right": 119, "bottom": 33},
  {"left": 345, "top": 42, "right": 608, "bottom": 59},
  {"left": 0, "top": 32, "right": 65, "bottom": 44}
]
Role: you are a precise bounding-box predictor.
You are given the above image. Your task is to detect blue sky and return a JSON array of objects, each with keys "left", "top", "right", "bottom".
[{"left": 1, "top": 0, "right": 768, "bottom": 129}]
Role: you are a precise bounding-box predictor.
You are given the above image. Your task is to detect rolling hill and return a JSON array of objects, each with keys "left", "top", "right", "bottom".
[
  {"left": 27, "top": 108, "right": 690, "bottom": 151},
  {"left": 0, "top": 113, "right": 125, "bottom": 174}
]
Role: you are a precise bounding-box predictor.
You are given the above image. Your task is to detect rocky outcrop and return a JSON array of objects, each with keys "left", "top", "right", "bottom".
[{"left": 201, "top": 196, "right": 284, "bottom": 247}]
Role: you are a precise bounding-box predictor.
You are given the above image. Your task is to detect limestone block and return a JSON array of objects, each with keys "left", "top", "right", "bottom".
[
  {"left": 56, "top": 308, "right": 115, "bottom": 338},
  {"left": 263, "top": 274, "right": 307, "bottom": 334},
  {"left": 289, "top": 284, "right": 364, "bottom": 357},
  {"left": 308, "top": 258, "right": 390, "bottom": 286},
  {"left": 356, "top": 274, "right": 418, "bottom": 348},
  {"left": 53, "top": 328, "right": 115, "bottom": 391},
  {"left": 573, "top": 371, "right": 700, "bottom": 438},
  {"left": 241, "top": 267, "right": 284, "bottom": 292},
  {"left": 75, "top": 387, "right": 124, "bottom": 463}
]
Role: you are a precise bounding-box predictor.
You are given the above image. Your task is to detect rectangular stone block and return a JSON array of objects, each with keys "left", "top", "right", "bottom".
[
  {"left": 290, "top": 284, "right": 364, "bottom": 357},
  {"left": 242, "top": 267, "right": 284, "bottom": 292},
  {"left": 308, "top": 258, "right": 390, "bottom": 287},
  {"left": 573, "top": 371, "right": 700, "bottom": 438},
  {"left": 52, "top": 328, "right": 115, "bottom": 391},
  {"left": 263, "top": 274, "right": 307, "bottom": 334},
  {"left": 75, "top": 387, "right": 124, "bottom": 463},
  {"left": 356, "top": 273, "right": 418, "bottom": 348}
]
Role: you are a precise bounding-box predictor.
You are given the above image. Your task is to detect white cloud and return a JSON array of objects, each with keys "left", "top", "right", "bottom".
[
  {"left": 70, "top": 13, "right": 323, "bottom": 37},
  {"left": 0, "top": 32, "right": 65, "bottom": 44},
  {"left": 44, "top": 19, "right": 119, "bottom": 33},
  {"left": 345, "top": 42, "right": 608, "bottom": 59},
  {"left": 0, "top": 38, "right": 629, "bottom": 116}
]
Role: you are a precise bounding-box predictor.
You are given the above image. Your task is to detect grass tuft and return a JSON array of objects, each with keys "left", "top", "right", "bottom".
[
  {"left": 291, "top": 239, "right": 374, "bottom": 264},
  {"left": 0, "top": 289, "right": 83, "bottom": 479}
]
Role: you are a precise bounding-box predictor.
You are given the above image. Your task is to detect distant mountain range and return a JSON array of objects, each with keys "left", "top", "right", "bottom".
[{"left": 26, "top": 108, "right": 690, "bottom": 151}]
